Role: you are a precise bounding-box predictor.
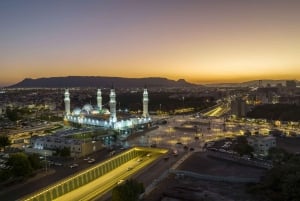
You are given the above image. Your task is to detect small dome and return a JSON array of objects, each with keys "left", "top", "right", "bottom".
[
  {"left": 72, "top": 108, "right": 81, "bottom": 115},
  {"left": 91, "top": 109, "right": 99, "bottom": 114},
  {"left": 102, "top": 108, "right": 110, "bottom": 115}
]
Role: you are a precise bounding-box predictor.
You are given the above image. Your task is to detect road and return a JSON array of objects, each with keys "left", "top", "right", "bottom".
[
  {"left": 0, "top": 149, "right": 111, "bottom": 201},
  {"left": 98, "top": 151, "right": 182, "bottom": 201},
  {"left": 203, "top": 103, "right": 230, "bottom": 117},
  {"left": 53, "top": 153, "right": 161, "bottom": 201}
]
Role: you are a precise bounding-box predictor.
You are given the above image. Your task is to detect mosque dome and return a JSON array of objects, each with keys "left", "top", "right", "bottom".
[{"left": 82, "top": 104, "right": 93, "bottom": 114}]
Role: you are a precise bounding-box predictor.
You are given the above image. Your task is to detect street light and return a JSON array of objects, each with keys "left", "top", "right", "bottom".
[
  {"left": 44, "top": 151, "right": 47, "bottom": 173},
  {"left": 82, "top": 133, "right": 86, "bottom": 158},
  {"left": 159, "top": 104, "right": 162, "bottom": 114}
]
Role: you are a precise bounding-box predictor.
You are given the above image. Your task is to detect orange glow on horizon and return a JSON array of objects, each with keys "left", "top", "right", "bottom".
[{"left": 1, "top": 1, "right": 300, "bottom": 86}]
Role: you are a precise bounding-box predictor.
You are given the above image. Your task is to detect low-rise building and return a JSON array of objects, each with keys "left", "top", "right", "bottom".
[
  {"left": 28, "top": 136, "right": 103, "bottom": 157},
  {"left": 247, "top": 136, "right": 276, "bottom": 156}
]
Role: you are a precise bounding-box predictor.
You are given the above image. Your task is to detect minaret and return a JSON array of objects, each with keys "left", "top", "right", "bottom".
[
  {"left": 97, "top": 89, "right": 102, "bottom": 110},
  {"left": 142, "top": 87, "right": 149, "bottom": 118},
  {"left": 64, "top": 89, "right": 71, "bottom": 115},
  {"left": 109, "top": 87, "right": 117, "bottom": 123}
]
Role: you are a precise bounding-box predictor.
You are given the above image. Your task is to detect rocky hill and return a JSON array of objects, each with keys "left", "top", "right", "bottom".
[{"left": 9, "top": 76, "right": 198, "bottom": 88}]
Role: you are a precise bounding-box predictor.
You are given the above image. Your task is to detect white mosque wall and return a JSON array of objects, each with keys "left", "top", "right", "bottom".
[{"left": 65, "top": 115, "right": 151, "bottom": 130}]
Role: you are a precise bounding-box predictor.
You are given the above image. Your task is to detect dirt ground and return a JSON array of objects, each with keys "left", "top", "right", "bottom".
[
  {"left": 145, "top": 175, "right": 259, "bottom": 201},
  {"left": 144, "top": 152, "right": 265, "bottom": 201}
]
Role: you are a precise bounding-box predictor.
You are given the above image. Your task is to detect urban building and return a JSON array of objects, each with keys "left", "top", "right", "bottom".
[
  {"left": 255, "top": 87, "right": 279, "bottom": 104},
  {"left": 28, "top": 135, "right": 103, "bottom": 157},
  {"left": 230, "top": 97, "right": 249, "bottom": 117},
  {"left": 247, "top": 136, "right": 276, "bottom": 156},
  {"left": 286, "top": 80, "right": 297, "bottom": 89}
]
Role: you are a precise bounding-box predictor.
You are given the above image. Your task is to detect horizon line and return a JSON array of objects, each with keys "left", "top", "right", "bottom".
[{"left": 1, "top": 75, "right": 298, "bottom": 88}]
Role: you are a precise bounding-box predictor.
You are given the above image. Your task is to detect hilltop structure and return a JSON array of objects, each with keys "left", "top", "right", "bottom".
[{"left": 64, "top": 87, "right": 151, "bottom": 135}]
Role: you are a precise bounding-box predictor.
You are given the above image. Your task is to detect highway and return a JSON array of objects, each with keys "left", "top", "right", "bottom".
[
  {"left": 18, "top": 148, "right": 166, "bottom": 201},
  {"left": 1, "top": 149, "right": 111, "bottom": 201},
  {"left": 53, "top": 153, "right": 161, "bottom": 201},
  {"left": 203, "top": 103, "right": 230, "bottom": 117}
]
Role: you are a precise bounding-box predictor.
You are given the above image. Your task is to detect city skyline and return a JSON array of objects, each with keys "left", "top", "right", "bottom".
[{"left": 1, "top": 0, "right": 300, "bottom": 86}]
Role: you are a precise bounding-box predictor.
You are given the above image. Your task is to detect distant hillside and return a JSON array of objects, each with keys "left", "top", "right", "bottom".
[
  {"left": 205, "top": 80, "right": 299, "bottom": 88},
  {"left": 9, "top": 76, "right": 198, "bottom": 88}
]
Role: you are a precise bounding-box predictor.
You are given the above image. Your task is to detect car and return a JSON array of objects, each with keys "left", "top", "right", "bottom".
[
  {"left": 242, "top": 155, "right": 251, "bottom": 160},
  {"left": 88, "top": 159, "right": 95, "bottom": 164},
  {"left": 127, "top": 167, "right": 133, "bottom": 171},
  {"left": 54, "top": 162, "right": 62, "bottom": 166},
  {"left": 208, "top": 147, "right": 217, "bottom": 151},
  {"left": 48, "top": 161, "right": 54, "bottom": 166},
  {"left": 69, "top": 163, "right": 79, "bottom": 168},
  {"left": 137, "top": 158, "right": 143, "bottom": 162},
  {"left": 146, "top": 153, "right": 152, "bottom": 157},
  {"left": 83, "top": 157, "right": 91, "bottom": 161},
  {"left": 110, "top": 151, "right": 116, "bottom": 156},
  {"left": 164, "top": 156, "right": 169, "bottom": 161},
  {"left": 117, "top": 179, "right": 125, "bottom": 185}
]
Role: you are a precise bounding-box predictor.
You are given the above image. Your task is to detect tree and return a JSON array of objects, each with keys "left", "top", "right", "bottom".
[
  {"left": 60, "top": 147, "right": 71, "bottom": 157},
  {"left": 233, "top": 136, "right": 254, "bottom": 156},
  {"left": 112, "top": 179, "right": 145, "bottom": 201},
  {"left": 28, "top": 153, "right": 42, "bottom": 170},
  {"left": 268, "top": 147, "right": 290, "bottom": 164},
  {"left": 0, "top": 169, "right": 12, "bottom": 181},
  {"left": 0, "top": 135, "right": 11, "bottom": 150},
  {"left": 246, "top": 103, "right": 300, "bottom": 121},
  {"left": 54, "top": 147, "right": 71, "bottom": 157},
  {"left": 282, "top": 172, "right": 300, "bottom": 200},
  {"left": 248, "top": 149, "right": 300, "bottom": 201},
  {"left": 7, "top": 153, "right": 33, "bottom": 177},
  {"left": 6, "top": 107, "right": 19, "bottom": 121}
]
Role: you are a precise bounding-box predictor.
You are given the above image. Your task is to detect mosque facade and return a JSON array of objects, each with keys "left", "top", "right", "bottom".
[{"left": 64, "top": 88, "right": 151, "bottom": 133}]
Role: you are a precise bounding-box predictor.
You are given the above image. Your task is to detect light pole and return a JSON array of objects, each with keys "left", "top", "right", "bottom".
[
  {"left": 45, "top": 151, "right": 47, "bottom": 173},
  {"left": 83, "top": 133, "right": 86, "bottom": 158},
  {"left": 159, "top": 104, "right": 162, "bottom": 114}
]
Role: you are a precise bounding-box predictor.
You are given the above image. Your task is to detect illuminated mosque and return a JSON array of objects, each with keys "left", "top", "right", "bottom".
[{"left": 64, "top": 87, "right": 151, "bottom": 135}]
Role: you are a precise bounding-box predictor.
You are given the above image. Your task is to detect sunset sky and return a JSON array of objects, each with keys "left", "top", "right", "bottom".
[{"left": 1, "top": 0, "right": 300, "bottom": 86}]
